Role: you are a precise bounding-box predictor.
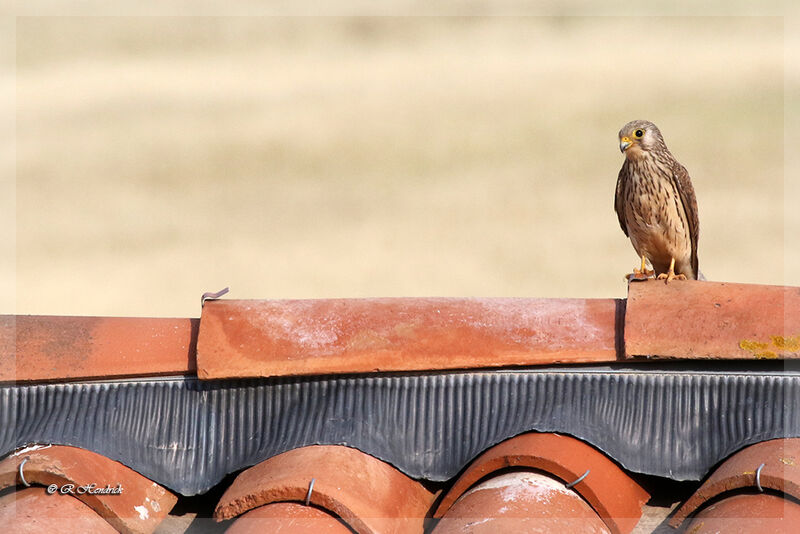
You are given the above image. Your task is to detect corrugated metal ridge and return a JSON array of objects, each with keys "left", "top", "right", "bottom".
[{"left": 2, "top": 365, "right": 798, "bottom": 495}]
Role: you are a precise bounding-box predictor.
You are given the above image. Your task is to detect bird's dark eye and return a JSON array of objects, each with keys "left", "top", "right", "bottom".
[{"left": 634, "top": 129, "right": 644, "bottom": 138}]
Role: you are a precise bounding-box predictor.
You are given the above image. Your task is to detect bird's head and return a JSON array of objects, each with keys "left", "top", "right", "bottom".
[{"left": 618, "top": 120, "right": 666, "bottom": 159}]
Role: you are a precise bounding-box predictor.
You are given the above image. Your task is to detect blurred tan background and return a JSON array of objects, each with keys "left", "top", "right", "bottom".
[{"left": 5, "top": 14, "right": 798, "bottom": 317}]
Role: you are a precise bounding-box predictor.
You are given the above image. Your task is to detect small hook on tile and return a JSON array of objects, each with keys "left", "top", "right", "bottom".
[
  {"left": 565, "top": 469, "right": 589, "bottom": 489},
  {"left": 305, "top": 478, "right": 316, "bottom": 506},
  {"left": 19, "top": 458, "right": 30, "bottom": 487},
  {"left": 201, "top": 287, "right": 229, "bottom": 307},
  {"left": 755, "top": 463, "right": 765, "bottom": 492}
]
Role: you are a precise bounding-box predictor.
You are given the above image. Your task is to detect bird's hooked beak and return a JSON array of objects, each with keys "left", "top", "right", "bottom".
[{"left": 619, "top": 136, "right": 632, "bottom": 153}]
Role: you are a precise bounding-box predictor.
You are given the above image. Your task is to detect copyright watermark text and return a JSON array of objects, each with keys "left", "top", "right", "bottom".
[{"left": 46, "top": 483, "right": 123, "bottom": 496}]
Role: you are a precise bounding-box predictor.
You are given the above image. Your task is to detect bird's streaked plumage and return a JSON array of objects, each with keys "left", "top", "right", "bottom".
[{"left": 614, "top": 120, "right": 701, "bottom": 281}]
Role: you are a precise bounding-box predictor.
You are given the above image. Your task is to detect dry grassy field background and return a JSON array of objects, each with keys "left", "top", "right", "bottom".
[{"left": 5, "top": 14, "right": 798, "bottom": 317}]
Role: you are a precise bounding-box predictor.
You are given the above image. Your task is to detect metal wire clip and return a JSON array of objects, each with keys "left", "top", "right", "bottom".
[
  {"left": 566, "top": 469, "right": 590, "bottom": 489},
  {"left": 305, "top": 478, "right": 316, "bottom": 506},
  {"left": 201, "top": 287, "right": 230, "bottom": 307},
  {"left": 755, "top": 463, "right": 765, "bottom": 493},
  {"left": 19, "top": 458, "right": 31, "bottom": 487}
]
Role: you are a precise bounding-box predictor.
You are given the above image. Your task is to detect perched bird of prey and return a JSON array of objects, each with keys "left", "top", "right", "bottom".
[{"left": 614, "top": 120, "right": 701, "bottom": 282}]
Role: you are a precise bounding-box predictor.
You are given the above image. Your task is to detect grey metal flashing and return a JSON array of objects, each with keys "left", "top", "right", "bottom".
[{"left": 2, "top": 365, "right": 799, "bottom": 495}]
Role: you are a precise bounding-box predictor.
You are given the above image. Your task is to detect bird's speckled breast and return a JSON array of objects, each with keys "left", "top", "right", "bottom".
[{"left": 623, "top": 155, "right": 692, "bottom": 274}]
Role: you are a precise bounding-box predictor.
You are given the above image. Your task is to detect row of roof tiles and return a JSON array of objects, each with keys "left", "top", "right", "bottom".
[
  {"left": 2, "top": 279, "right": 798, "bottom": 532},
  {"left": 1, "top": 436, "right": 798, "bottom": 533},
  {"left": 2, "top": 280, "right": 798, "bottom": 383}
]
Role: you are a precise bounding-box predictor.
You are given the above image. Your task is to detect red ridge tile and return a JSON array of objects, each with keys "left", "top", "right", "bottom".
[
  {"left": 670, "top": 438, "right": 800, "bottom": 528},
  {"left": 432, "top": 432, "right": 649, "bottom": 534},
  {"left": 214, "top": 445, "right": 435, "bottom": 534},
  {"left": 0, "top": 315, "right": 198, "bottom": 383},
  {"left": 625, "top": 280, "right": 800, "bottom": 360},
  {"left": 0, "top": 445, "right": 177, "bottom": 534},
  {"left": 197, "top": 298, "right": 620, "bottom": 379}
]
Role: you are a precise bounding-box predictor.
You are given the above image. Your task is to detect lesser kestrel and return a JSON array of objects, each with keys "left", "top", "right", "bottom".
[{"left": 614, "top": 120, "right": 702, "bottom": 282}]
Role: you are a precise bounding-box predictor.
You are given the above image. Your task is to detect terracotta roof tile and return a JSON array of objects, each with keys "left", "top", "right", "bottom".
[
  {"left": 625, "top": 280, "right": 800, "bottom": 360},
  {"left": 670, "top": 438, "right": 800, "bottom": 529},
  {"left": 0, "top": 315, "right": 198, "bottom": 383},
  {"left": 0, "top": 445, "right": 177, "bottom": 534},
  {"left": 214, "top": 445, "right": 434, "bottom": 534},
  {"left": 433, "top": 432, "right": 649, "bottom": 534},
  {"left": 433, "top": 471, "right": 610, "bottom": 533},
  {"left": 682, "top": 493, "right": 800, "bottom": 533},
  {"left": 0, "top": 487, "right": 118, "bottom": 534},
  {"left": 197, "top": 297, "right": 621, "bottom": 379},
  {"left": 225, "top": 502, "right": 353, "bottom": 534}
]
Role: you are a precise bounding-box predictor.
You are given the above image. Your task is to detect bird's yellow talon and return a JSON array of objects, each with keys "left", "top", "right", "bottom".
[
  {"left": 657, "top": 258, "right": 687, "bottom": 283},
  {"left": 625, "top": 255, "right": 654, "bottom": 281}
]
